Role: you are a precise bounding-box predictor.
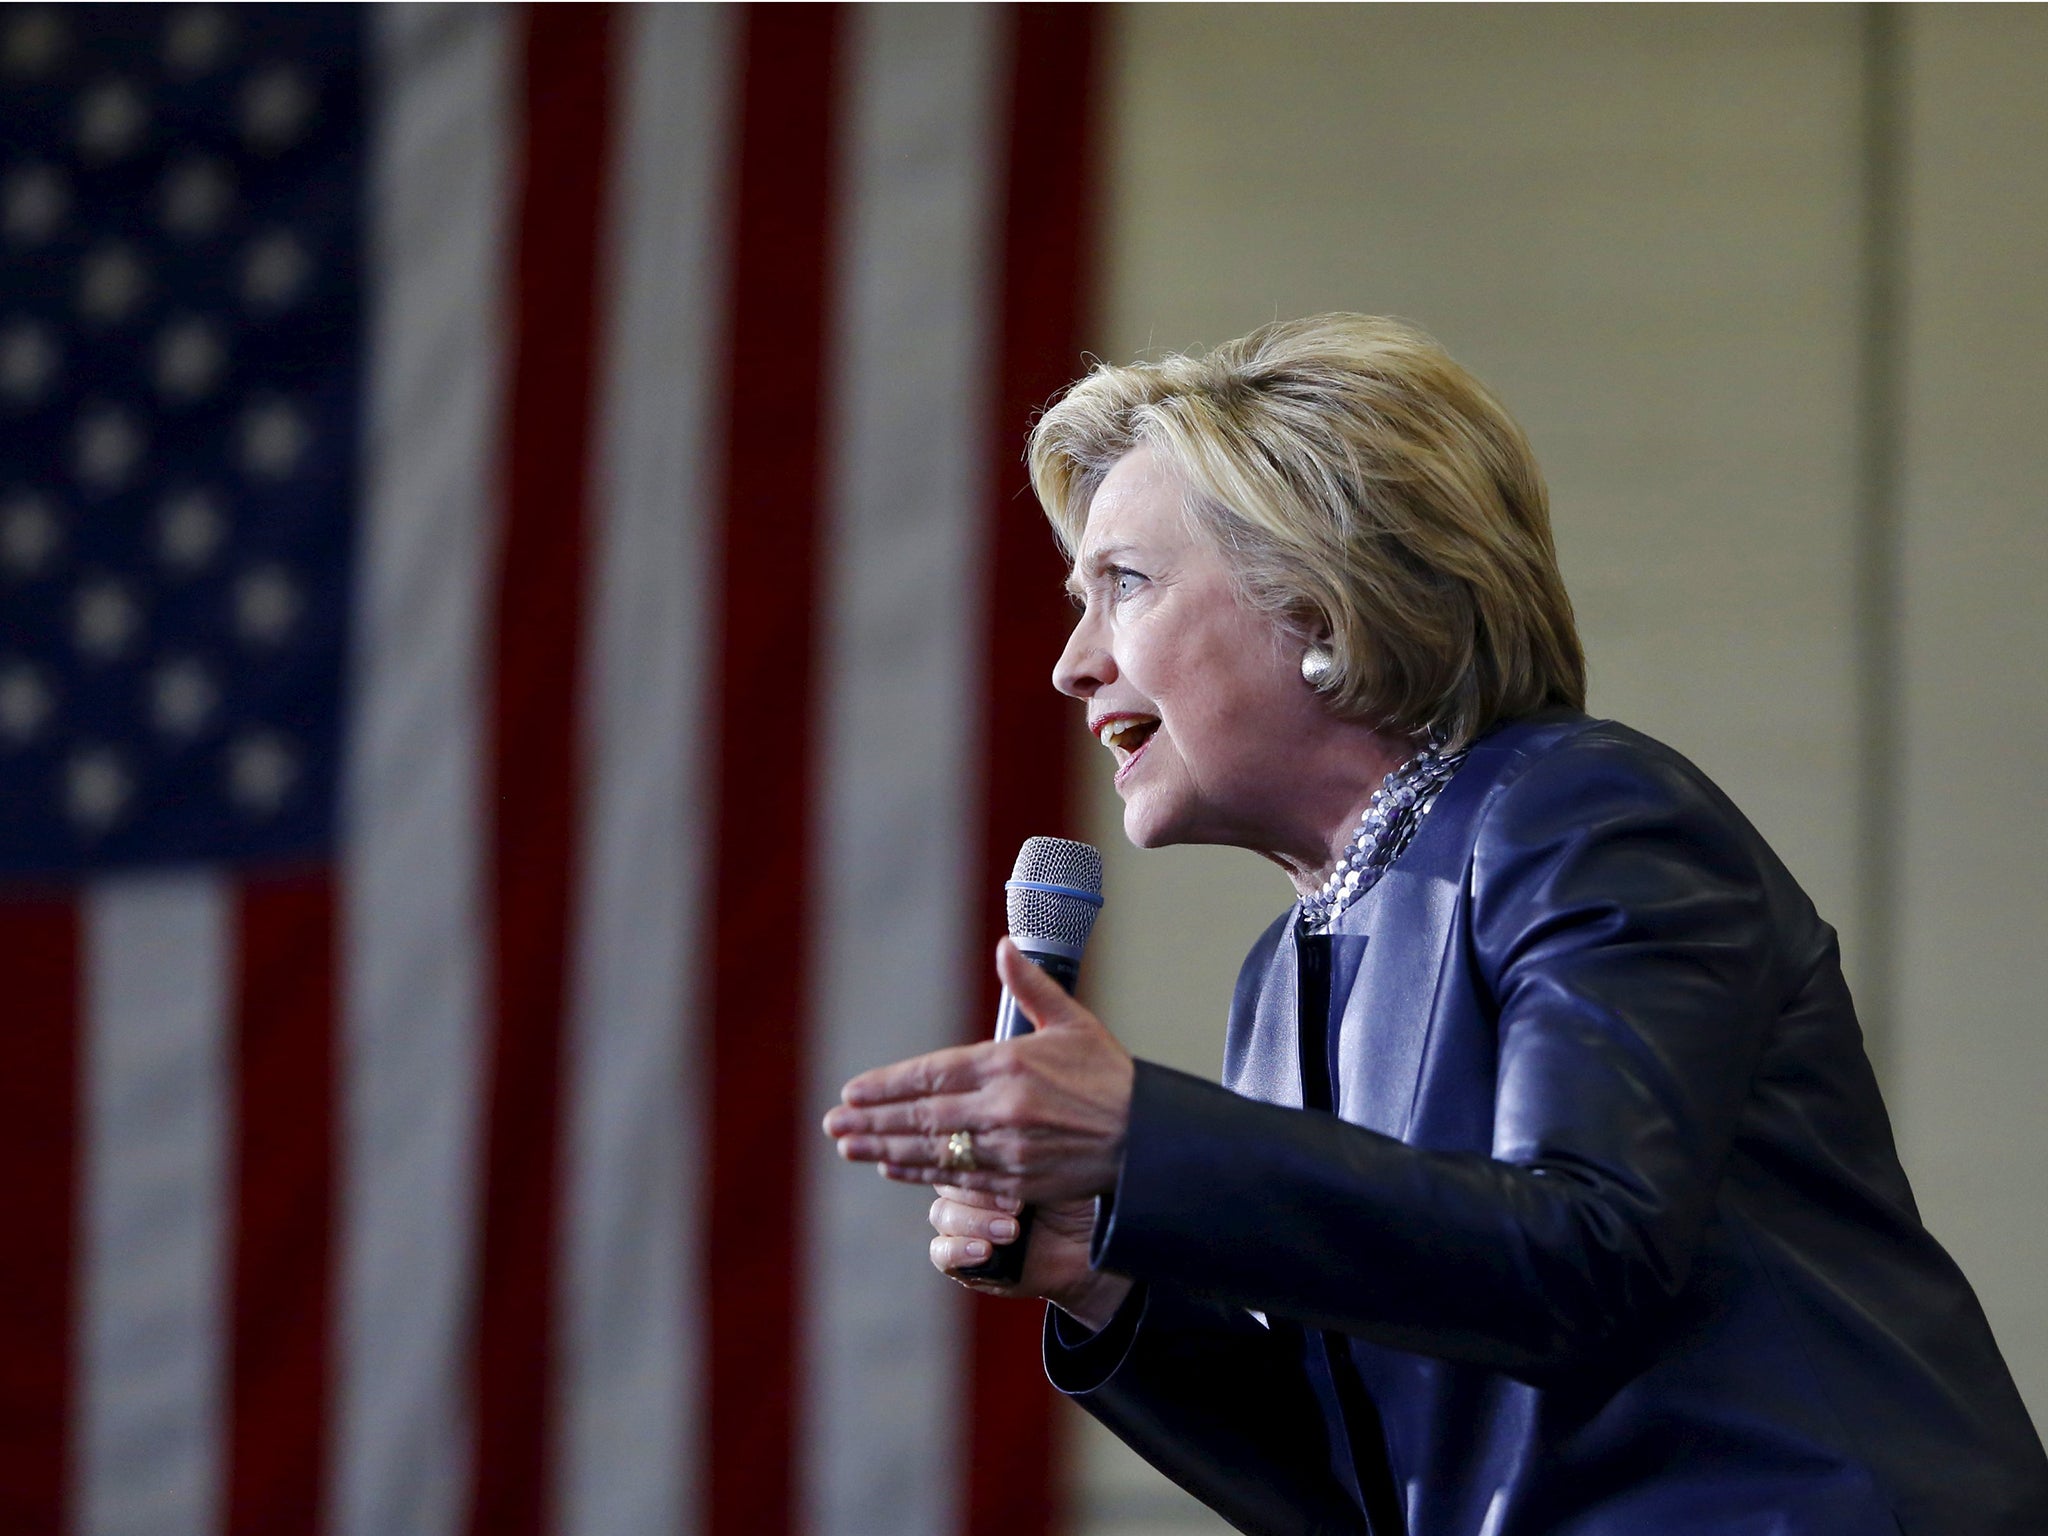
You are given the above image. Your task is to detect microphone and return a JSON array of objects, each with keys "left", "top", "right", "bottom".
[{"left": 958, "top": 835, "right": 1104, "bottom": 1284}]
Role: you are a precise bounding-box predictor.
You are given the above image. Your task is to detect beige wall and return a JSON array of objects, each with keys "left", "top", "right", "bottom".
[
  {"left": 1065, "top": 8, "right": 2048, "bottom": 1531},
  {"left": 1895, "top": 0, "right": 2048, "bottom": 1469}
]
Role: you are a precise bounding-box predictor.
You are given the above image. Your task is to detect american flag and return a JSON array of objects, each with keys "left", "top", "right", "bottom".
[{"left": 0, "top": 6, "right": 1096, "bottom": 1534}]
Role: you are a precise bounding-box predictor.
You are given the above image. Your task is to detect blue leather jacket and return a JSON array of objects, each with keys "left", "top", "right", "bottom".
[{"left": 1046, "top": 712, "right": 2048, "bottom": 1535}]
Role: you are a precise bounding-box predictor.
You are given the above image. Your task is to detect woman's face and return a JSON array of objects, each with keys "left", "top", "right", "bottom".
[{"left": 1055, "top": 447, "right": 1333, "bottom": 856}]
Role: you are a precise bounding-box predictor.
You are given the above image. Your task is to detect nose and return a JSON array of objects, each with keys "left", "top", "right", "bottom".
[{"left": 1053, "top": 606, "right": 1112, "bottom": 699}]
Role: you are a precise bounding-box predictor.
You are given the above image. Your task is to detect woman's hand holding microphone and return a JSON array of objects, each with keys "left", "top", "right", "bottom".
[{"left": 823, "top": 938, "right": 1136, "bottom": 1329}]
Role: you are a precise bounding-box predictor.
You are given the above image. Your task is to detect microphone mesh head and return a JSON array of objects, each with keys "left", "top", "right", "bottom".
[{"left": 1007, "top": 836, "right": 1104, "bottom": 952}]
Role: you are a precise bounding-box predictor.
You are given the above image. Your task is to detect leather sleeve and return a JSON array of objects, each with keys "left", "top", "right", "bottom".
[
  {"left": 1044, "top": 1283, "right": 1368, "bottom": 1536},
  {"left": 1091, "top": 734, "right": 1787, "bottom": 1380}
]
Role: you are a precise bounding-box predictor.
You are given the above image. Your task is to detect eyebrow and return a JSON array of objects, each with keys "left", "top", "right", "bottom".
[{"left": 1064, "top": 541, "right": 1137, "bottom": 596}]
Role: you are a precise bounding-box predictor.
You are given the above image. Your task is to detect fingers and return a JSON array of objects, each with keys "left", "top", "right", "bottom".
[
  {"left": 929, "top": 1194, "right": 1023, "bottom": 1244},
  {"left": 821, "top": 1090, "right": 979, "bottom": 1141},
  {"left": 881, "top": 1159, "right": 1003, "bottom": 1192},
  {"left": 936, "top": 1183, "right": 1020, "bottom": 1212},
  {"left": 930, "top": 1232, "right": 1010, "bottom": 1276},
  {"left": 929, "top": 1192, "right": 1023, "bottom": 1277},
  {"left": 837, "top": 1128, "right": 994, "bottom": 1174},
  {"left": 839, "top": 1042, "right": 990, "bottom": 1108}
]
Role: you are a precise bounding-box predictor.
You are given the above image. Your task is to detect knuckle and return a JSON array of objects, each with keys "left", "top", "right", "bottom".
[{"left": 989, "top": 1081, "right": 1029, "bottom": 1124}]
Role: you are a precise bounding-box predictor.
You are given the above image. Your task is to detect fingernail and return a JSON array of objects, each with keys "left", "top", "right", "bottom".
[
  {"left": 989, "top": 1217, "right": 1019, "bottom": 1241},
  {"left": 964, "top": 1241, "right": 989, "bottom": 1261}
]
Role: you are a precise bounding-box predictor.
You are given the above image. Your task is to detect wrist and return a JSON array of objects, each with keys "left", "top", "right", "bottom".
[{"left": 1052, "top": 1269, "right": 1132, "bottom": 1334}]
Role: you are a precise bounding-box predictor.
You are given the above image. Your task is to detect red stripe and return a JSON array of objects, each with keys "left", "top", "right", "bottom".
[
  {"left": 701, "top": 9, "right": 842, "bottom": 1534},
  {"left": 226, "top": 869, "right": 335, "bottom": 1536},
  {"left": 0, "top": 900, "right": 78, "bottom": 1533},
  {"left": 968, "top": 9, "right": 1104, "bottom": 1536},
  {"left": 471, "top": 10, "right": 615, "bottom": 1535}
]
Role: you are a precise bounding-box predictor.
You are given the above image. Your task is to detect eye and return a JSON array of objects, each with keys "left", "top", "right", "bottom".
[{"left": 1110, "top": 567, "right": 1147, "bottom": 602}]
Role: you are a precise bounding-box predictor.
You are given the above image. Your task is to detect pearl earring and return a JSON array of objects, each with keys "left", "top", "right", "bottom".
[{"left": 1300, "top": 646, "right": 1334, "bottom": 688}]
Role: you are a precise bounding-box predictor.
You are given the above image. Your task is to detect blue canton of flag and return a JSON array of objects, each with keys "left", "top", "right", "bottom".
[{"left": 0, "top": 4, "right": 361, "bottom": 876}]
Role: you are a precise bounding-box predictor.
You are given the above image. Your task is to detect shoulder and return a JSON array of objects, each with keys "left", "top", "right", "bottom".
[
  {"left": 1470, "top": 712, "right": 1734, "bottom": 814},
  {"left": 1455, "top": 713, "right": 1767, "bottom": 864},
  {"left": 1459, "top": 712, "right": 1825, "bottom": 986}
]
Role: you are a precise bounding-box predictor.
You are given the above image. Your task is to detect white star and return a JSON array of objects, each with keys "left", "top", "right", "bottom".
[
  {"left": 227, "top": 730, "right": 297, "bottom": 816},
  {"left": 242, "top": 230, "right": 309, "bottom": 311},
  {"left": 240, "top": 397, "right": 308, "bottom": 480},
  {"left": 0, "top": 319, "right": 58, "bottom": 404},
  {"left": 0, "top": 659, "right": 54, "bottom": 745},
  {"left": 66, "top": 746, "right": 132, "bottom": 832},
  {"left": 2, "top": 162, "right": 67, "bottom": 245},
  {"left": 156, "top": 489, "right": 227, "bottom": 572},
  {"left": 156, "top": 316, "right": 226, "bottom": 401},
  {"left": 77, "top": 78, "right": 150, "bottom": 163},
  {"left": 149, "top": 656, "right": 219, "bottom": 738},
  {"left": 160, "top": 156, "right": 234, "bottom": 238},
  {"left": 163, "top": 6, "right": 230, "bottom": 76},
  {"left": 0, "top": 492, "right": 62, "bottom": 576},
  {"left": 235, "top": 563, "right": 300, "bottom": 646},
  {"left": 2, "top": 9, "right": 66, "bottom": 78},
  {"left": 78, "top": 243, "right": 148, "bottom": 324},
  {"left": 73, "top": 577, "right": 142, "bottom": 660},
  {"left": 74, "top": 405, "right": 146, "bottom": 491},
  {"left": 240, "top": 64, "right": 314, "bottom": 153}
]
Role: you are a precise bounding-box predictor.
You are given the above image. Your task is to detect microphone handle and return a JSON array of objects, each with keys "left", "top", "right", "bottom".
[{"left": 956, "top": 947, "right": 1079, "bottom": 1284}]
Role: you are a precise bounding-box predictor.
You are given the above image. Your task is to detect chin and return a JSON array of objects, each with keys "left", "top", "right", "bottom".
[
  {"left": 1121, "top": 813, "right": 1172, "bottom": 850},
  {"left": 1119, "top": 792, "right": 1193, "bottom": 851}
]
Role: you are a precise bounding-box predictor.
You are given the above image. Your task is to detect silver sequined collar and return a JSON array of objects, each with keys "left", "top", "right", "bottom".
[{"left": 1298, "top": 744, "right": 1467, "bottom": 933}]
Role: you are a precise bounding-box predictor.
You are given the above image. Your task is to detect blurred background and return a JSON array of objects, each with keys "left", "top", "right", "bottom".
[{"left": 0, "top": 6, "right": 2041, "bottom": 1536}]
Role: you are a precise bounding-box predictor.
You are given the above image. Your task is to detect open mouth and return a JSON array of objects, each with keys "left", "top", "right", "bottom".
[{"left": 1094, "top": 714, "right": 1161, "bottom": 775}]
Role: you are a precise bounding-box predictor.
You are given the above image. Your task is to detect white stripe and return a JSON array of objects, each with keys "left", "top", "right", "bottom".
[
  {"left": 803, "top": 10, "right": 1004, "bottom": 1535},
  {"left": 75, "top": 875, "right": 231, "bottom": 1536},
  {"left": 555, "top": 8, "right": 733, "bottom": 1535},
  {"left": 336, "top": 9, "right": 510, "bottom": 1536}
]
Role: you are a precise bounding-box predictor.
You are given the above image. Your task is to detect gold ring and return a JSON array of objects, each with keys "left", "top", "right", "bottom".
[{"left": 941, "top": 1129, "right": 977, "bottom": 1173}]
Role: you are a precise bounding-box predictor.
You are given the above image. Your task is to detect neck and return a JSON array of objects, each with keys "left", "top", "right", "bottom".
[{"left": 1265, "top": 725, "right": 1421, "bottom": 898}]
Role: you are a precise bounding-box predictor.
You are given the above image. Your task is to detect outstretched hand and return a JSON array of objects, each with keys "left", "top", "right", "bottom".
[{"left": 822, "top": 938, "right": 1135, "bottom": 1208}]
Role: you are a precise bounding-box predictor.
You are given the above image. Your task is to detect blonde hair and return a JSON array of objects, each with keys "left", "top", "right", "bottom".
[{"left": 1027, "top": 314, "right": 1585, "bottom": 747}]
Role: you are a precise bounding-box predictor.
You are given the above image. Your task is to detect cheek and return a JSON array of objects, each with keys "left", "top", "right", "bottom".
[
  {"left": 1153, "top": 682, "right": 1270, "bottom": 789},
  {"left": 1180, "top": 646, "right": 1305, "bottom": 768},
  {"left": 1189, "top": 624, "right": 1291, "bottom": 718},
  {"left": 1127, "top": 596, "right": 1296, "bottom": 765}
]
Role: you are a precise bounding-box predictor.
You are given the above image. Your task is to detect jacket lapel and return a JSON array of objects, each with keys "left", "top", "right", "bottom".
[
  {"left": 1221, "top": 712, "right": 1591, "bottom": 1137},
  {"left": 1323, "top": 718, "right": 1553, "bottom": 1139},
  {"left": 1222, "top": 913, "right": 1302, "bottom": 1109},
  {"left": 1329, "top": 870, "right": 1459, "bottom": 1139}
]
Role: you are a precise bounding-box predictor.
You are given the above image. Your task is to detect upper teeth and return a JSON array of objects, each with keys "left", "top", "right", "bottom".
[{"left": 1098, "top": 717, "right": 1155, "bottom": 752}]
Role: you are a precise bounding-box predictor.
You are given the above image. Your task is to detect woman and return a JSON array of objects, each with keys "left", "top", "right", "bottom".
[{"left": 822, "top": 316, "right": 2048, "bottom": 1534}]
